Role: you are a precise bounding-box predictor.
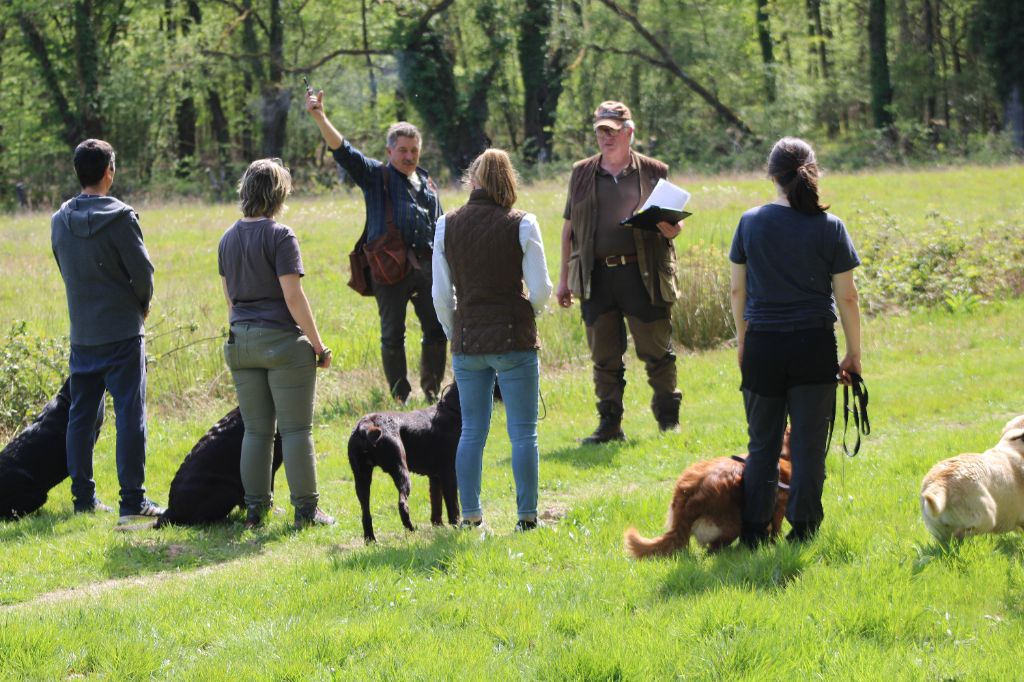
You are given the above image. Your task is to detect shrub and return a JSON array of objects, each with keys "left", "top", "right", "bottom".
[
  {"left": 672, "top": 244, "right": 735, "bottom": 350},
  {"left": 0, "top": 322, "right": 68, "bottom": 437},
  {"left": 855, "top": 208, "right": 1024, "bottom": 315}
]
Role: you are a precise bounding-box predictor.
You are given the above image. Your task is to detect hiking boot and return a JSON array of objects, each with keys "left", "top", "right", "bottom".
[
  {"left": 244, "top": 503, "right": 272, "bottom": 530},
  {"left": 294, "top": 506, "right": 336, "bottom": 530},
  {"left": 117, "top": 498, "right": 165, "bottom": 525},
  {"left": 74, "top": 498, "right": 114, "bottom": 514},
  {"left": 420, "top": 341, "right": 447, "bottom": 404},
  {"left": 381, "top": 347, "right": 412, "bottom": 403},
  {"left": 580, "top": 415, "right": 626, "bottom": 445}
]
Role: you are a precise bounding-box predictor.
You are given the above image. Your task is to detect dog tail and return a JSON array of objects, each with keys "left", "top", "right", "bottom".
[
  {"left": 921, "top": 486, "right": 946, "bottom": 520},
  {"left": 623, "top": 526, "right": 686, "bottom": 559}
]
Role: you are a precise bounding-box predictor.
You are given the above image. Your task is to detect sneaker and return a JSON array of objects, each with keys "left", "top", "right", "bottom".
[
  {"left": 74, "top": 498, "right": 114, "bottom": 514},
  {"left": 458, "top": 517, "right": 484, "bottom": 530},
  {"left": 294, "top": 507, "right": 336, "bottom": 529},
  {"left": 117, "top": 498, "right": 165, "bottom": 525},
  {"left": 514, "top": 518, "right": 542, "bottom": 532},
  {"left": 244, "top": 503, "right": 272, "bottom": 530}
]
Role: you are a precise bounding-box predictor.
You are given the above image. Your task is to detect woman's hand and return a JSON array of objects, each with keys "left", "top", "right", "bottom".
[
  {"left": 838, "top": 352, "right": 861, "bottom": 385},
  {"left": 316, "top": 346, "right": 333, "bottom": 369}
]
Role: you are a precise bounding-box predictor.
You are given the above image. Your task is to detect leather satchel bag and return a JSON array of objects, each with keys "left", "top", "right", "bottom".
[
  {"left": 346, "top": 227, "right": 374, "bottom": 296},
  {"left": 363, "top": 166, "right": 413, "bottom": 286}
]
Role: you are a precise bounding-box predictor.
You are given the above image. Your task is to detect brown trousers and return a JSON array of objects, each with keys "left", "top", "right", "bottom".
[{"left": 581, "top": 262, "right": 679, "bottom": 419}]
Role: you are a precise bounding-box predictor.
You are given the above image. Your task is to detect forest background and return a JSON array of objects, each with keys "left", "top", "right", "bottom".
[{"left": 0, "top": 0, "right": 1022, "bottom": 211}]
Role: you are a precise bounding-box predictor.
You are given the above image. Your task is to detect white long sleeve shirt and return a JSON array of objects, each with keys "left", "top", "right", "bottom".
[{"left": 431, "top": 212, "right": 553, "bottom": 340}]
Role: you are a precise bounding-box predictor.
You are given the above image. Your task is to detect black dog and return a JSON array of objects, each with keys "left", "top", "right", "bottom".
[
  {"left": 348, "top": 383, "right": 463, "bottom": 542},
  {"left": 156, "top": 408, "right": 283, "bottom": 527},
  {"left": 0, "top": 379, "right": 104, "bottom": 520}
]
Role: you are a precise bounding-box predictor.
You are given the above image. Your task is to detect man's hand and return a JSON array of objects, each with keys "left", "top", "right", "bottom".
[
  {"left": 305, "top": 89, "right": 325, "bottom": 119},
  {"left": 556, "top": 282, "right": 574, "bottom": 308},
  {"left": 656, "top": 220, "right": 682, "bottom": 239}
]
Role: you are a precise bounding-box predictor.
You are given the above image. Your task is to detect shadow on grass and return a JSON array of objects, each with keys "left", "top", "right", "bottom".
[
  {"left": 544, "top": 441, "right": 629, "bottom": 469},
  {"left": 101, "top": 518, "right": 293, "bottom": 579},
  {"left": 657, "top": 542, "right": 810, "bottom": 596},
  {"left": 0, "top": 509, "right": 71, "bottom": 541},
  {"left": 328, "top": 527, "right": 468, "bottom": 575}
]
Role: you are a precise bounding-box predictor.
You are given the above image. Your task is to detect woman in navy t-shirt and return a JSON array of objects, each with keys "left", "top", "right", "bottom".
[{"left": 729, "top": 137, "right": 863, "bottom": 547}]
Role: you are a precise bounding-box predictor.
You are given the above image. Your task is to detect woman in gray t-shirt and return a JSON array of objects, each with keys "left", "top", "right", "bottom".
[
  {"left": 218, "top": 158, "right": 334, "bottom": 529},
  {"left": 728, "top": 137, "right": 863, "bottom": 547}
]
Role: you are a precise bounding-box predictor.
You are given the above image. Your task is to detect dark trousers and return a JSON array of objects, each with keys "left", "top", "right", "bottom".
[
  {"left": 740, "top": 328, "right": 837, "bottom": 538},
  {"left": 580, "top": 262, "right": 678, "bottom": 419},
  {"left": 374, "top": 257, "right": 447, "bottom": 398},
  {"left": 66, "top": 335, "right": 147, "bottom": 515}
]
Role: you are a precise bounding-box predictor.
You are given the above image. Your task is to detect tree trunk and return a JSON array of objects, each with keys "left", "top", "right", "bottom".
[
  {"left": 1007, "top": 84, "right": 1024, "bottom": 149},
  {"left": 361, "top": 0, "right": 378, "bottom": 110},
  {"left": 868, "top": 0, "right": 895, "bottom": 130},
  {"left": 260, "top": 0, "right": 289, "bottom": 158},
  {"left": 755, "top": 0, "right": 776, "bottom": 103},
  {"left": 518, "top": 0, "right": 568, "bottom": 164}
]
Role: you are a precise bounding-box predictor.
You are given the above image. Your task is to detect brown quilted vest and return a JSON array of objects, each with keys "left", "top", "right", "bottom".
[{"left": 444, "top": 190, "right": 538, "bottom": 354}]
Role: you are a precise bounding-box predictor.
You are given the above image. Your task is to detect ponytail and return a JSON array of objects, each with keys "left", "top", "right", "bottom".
[{"left": 767, "top": 138, "right": 829, "bottom": 216}]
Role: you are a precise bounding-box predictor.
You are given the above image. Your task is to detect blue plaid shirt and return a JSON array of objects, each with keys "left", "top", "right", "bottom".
[{"left": 332, "top": 139, "right": 442, "bottom": 250}]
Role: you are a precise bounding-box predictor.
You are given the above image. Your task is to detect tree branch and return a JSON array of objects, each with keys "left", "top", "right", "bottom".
[
  {"left": 201, "top": 46, "right": 391, "bottom": 72},
  {"left": 585, "top": 44, "right": 670, "bottom": 70},
  {"left": 595, "top": 0, "right": 760, "bottom": 143}
]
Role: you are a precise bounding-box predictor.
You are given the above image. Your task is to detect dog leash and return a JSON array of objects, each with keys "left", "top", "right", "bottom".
[{"left": 841, "top": 372, "right": 870, "bottom": 458}]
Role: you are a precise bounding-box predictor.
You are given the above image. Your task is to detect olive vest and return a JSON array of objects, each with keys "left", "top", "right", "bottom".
[
  {"left": 565, "top": 151, "right": 679, "bottom": 305},
  {"left": 444, "top": 190, "right": 539, "bottom": 354}
]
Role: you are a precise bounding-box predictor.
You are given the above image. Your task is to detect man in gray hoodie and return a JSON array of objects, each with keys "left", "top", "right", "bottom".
[{"left": 51, "top": 139, "right": 163, "bottom": 523}]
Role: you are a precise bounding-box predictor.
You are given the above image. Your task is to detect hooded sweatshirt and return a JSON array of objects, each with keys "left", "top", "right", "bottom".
[{"left": 51, "top": 194, "right": 154, "bottom": 346}]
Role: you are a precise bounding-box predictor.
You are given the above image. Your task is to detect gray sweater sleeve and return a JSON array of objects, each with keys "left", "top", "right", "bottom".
[{"left": 116, "top": 213, "right": 155, "bottom": 311}]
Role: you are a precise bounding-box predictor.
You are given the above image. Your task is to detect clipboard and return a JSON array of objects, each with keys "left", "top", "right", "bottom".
[{"left": 620, "top": 206, "right": 692, "bottom": 231}]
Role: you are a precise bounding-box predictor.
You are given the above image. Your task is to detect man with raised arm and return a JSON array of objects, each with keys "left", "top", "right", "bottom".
[{"left": 305, "top": 89, "right": 447, "bottom": 403}]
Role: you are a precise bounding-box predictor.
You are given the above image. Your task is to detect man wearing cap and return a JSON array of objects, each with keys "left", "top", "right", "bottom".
[
  {"left": 557, "top": 101, "right": 684, "bottom": 444},
  {"left": 305, "top": 88, "right": 447, "bottom": 403}
]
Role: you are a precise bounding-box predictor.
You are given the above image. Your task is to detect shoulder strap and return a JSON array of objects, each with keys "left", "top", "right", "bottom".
[{"left": 379, "top": 165, "right": 397, "bottom": 233}]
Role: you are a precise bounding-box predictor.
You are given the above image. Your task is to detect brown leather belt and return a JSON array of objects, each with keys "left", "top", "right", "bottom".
[{"left": 599, "top": 254, "right": 638, "bottom": 267}]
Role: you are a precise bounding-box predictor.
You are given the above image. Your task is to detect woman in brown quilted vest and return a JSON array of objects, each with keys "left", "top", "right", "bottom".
[{"left": 432, "top": 149, "right": 553, "bottom": 532}]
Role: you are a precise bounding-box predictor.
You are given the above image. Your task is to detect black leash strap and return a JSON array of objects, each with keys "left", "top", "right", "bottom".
[{"left": 841, "top": 372, "right": 870, "bottom": 457}]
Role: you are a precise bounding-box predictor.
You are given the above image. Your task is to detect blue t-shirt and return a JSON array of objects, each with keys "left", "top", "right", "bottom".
[{"left": 729, "top": 204, "right": 860, "bottom": 329}]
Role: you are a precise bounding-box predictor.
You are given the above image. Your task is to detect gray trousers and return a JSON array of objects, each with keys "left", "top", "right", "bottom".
[
  {"left": 741, "top": 386, "right": 835, "bottom": 535},
  {"left": 225, "top": 324, "right": 319, "bottom": 509}
]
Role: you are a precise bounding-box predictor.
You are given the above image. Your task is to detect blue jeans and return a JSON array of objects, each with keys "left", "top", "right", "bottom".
[
  {"left": 452, "top": 350, "right": 540, "bottom": 520},
  {"left": 66, "top": 335, "right": 147, "bottom": 515}
]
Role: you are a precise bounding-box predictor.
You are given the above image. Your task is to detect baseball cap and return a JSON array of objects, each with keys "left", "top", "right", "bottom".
[{"left": 593, "top": 101, "right": 633, "bottom": 130}]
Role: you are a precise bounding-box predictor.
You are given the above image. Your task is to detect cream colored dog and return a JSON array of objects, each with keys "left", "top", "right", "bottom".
[{"left": 920, "top": 415, "right": 1024, "bottom": 542}]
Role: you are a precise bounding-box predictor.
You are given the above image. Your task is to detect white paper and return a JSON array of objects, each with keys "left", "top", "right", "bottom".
[{"left": 640, "top": 178, "right": 690, "bottom": 212}]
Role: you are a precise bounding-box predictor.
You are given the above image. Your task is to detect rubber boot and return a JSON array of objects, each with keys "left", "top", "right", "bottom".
[
  {"left": 420, "top": 341, "right": 447, "bottom": 403},
  {"left": 652, "top": 390, "right": 682, "bottom": 432},
  {"left": 580, "top": 401, "right": 625, "bottom": 445},
  {"left": 381, "top": 346, "right": 412, "bottom": 403}
]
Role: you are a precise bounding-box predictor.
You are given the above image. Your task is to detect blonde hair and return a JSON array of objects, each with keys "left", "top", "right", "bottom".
[
  {"left": 464, "top": 148, "right": 518, "bottom": 209},
  {"left": 237, "top": 158, "right": 292, "bottom": 218}
]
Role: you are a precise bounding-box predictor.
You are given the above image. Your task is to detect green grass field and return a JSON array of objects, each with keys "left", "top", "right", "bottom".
[{"left": 1, "top": 165, "right": 1023, "bottom": 679}]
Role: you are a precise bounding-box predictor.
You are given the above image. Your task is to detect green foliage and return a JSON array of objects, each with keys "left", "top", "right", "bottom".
[
  {"left": 0, "top": 321, "right": 67, "bottom": 437},
  {"left": 855, "top": 208, "right": 1024, "bottom": 315},
  {"left": 672, "top": 244, "right": 735, "bottom": 351}
]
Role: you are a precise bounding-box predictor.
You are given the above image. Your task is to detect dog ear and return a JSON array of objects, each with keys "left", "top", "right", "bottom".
[{"left": 1006, "top": 427, "right": 1024, "bottom": 443}]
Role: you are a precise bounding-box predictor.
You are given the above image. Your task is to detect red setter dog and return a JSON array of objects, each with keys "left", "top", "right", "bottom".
[{"left": 624, "top": 431, "right": 792, "bottom": 557}]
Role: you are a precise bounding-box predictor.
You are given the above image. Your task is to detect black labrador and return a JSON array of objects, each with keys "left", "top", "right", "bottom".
[
  {"left": 156, "top": 408, "right": 283, "bottom": 527},
  {"left": 348, "top": 383, "right": 463, "bottom": 542},
  {"left": 0, "top": 378, "right": 104, "bottom": 520}
]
